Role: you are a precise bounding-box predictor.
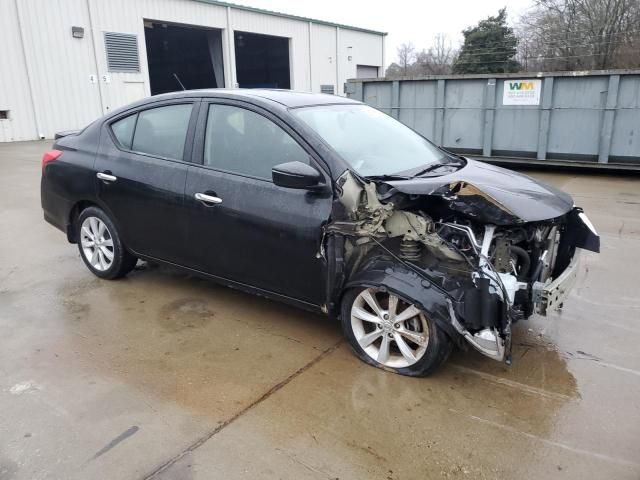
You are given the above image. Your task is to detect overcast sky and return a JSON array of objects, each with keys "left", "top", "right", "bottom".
[{"left": 231, "top": 0, "right": 532, "bottom": 67}]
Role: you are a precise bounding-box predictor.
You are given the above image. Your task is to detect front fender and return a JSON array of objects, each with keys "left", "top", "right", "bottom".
[{"left": 343, "top": 258, "right": 462, "bottom": 345}]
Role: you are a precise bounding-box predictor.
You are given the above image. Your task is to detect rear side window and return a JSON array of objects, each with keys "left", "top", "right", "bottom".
[
  {"left": 131, "top": 104, "right": 193, "bottom": 160},
  {"left": 203, "top": 104, "right": 308, "bottom": 179},
  {"left": 111, "top": 114, "right": 137, "bottom": 149}
]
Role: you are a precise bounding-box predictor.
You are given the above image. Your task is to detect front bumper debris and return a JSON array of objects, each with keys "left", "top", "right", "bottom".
[
  {"left": 533, "top": 249, "right": 581, "bottom": 315},
  {"left": 448, "top": 301, "right": 507, "bottom": 361}
]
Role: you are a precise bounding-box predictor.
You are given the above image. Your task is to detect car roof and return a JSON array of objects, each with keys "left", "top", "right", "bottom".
[{"left": 146, "top": 89, "right": 362, "bottom": 108}]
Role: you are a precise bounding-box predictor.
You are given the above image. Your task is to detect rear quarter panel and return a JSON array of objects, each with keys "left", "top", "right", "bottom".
[{"left": 41, "top": 122, "right": 100, "bottom": 237}]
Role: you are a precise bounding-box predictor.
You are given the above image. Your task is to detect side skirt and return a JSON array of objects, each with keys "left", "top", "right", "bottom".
[{"left": 132, "top": 253, "right": 327, "bottom": 316}]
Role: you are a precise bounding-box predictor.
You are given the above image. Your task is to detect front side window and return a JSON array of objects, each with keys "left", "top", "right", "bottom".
[
  {"left": 293, "top": 104, "right": 448, "bottom": 177},
  {"left": 130, "top": 104, "right": 193, "bottom": 160},
  {"left": 204, "top": 104, "right": 308, "bottom": 179}
]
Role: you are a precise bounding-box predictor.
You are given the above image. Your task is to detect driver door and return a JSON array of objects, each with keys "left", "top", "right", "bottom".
[{"left": 184, "top": 101, "right": 333, "bottom": 306}]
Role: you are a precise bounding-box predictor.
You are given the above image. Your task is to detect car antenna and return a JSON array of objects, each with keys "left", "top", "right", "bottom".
[{"left": 173, "top": 73, "right": 186, "bottom": 91}]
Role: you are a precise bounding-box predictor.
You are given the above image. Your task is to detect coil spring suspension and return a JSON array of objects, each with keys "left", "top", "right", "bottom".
[{"left": 399, "top": 238, "right": 422, "bottom": 260}]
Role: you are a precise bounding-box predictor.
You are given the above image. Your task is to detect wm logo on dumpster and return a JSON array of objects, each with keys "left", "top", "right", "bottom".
[{"left": 509, "top": 82, "right": 536, "bottom": 90}]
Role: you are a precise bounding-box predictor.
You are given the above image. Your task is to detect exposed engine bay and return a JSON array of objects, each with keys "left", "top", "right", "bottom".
[{"left": 324, "top": 169, "right": 600, "bottom": 364}]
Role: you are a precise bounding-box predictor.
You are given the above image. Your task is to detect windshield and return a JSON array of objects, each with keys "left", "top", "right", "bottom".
[{"left": 293, "top": 104, "right": 448, "bottom": 177}]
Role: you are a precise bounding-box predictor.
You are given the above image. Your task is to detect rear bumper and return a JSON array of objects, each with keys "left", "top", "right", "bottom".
[
  {"left": 533, "top": 248, "right": 581, "bottom": 315},
  {"left": 41, "top": 177, "right": 73, "bottom": 237},
  {"left": 43, "top": 210, "right": 67, "bottom": 234}
]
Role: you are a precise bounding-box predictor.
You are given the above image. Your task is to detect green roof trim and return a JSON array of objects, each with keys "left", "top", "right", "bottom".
[{"left": 192, "top": 0, "right": 387, "bottom": 36}]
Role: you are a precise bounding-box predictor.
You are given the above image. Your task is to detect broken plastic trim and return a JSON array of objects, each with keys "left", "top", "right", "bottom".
[
  {"left": 447, "top": 300, "right": 506, "bottom": 361},
  {"left": 533, "top": 249, "right": 582, "bottom": 315}
]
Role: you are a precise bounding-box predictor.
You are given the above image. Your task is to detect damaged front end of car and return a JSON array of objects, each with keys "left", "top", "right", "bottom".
[{"left": 323, "top": 167, "right": 600, "bottom": 364}]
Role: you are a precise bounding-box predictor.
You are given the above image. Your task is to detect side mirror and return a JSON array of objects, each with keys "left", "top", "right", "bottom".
[{"left": 272, "top": 161, "right": 323, "bottom": 189}]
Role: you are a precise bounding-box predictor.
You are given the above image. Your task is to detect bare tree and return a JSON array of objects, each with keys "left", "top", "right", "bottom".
[
  {"left": 384, "top": 62, "right": 402, "bottom": 77},
  {"left": 386, "top": 36, "right": 457, "bottom": 78},
  {"left": 415, "top": 34, "right": 456, "bottom": 74},
  {"left": 518, "top": 0, "right": 640, "bottom": 71},
  {"left": 396, "top": 42, "right": 416, "bottom": 75}
]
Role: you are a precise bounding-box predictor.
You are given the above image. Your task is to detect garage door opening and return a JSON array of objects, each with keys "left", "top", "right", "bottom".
[
  {"left": 356, "top": 65, "right": 380, "bottom": 79},
  {"left": 234, "top": 31, "right": 290, "bottom": 89},
  {"left": 144, "top": 21, "right": 224, "bottom": 95}
]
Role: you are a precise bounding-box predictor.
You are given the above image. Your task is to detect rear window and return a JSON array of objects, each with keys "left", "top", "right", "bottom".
[
  {"left": 132, "top": 104, "right": 193, "bottom": 160},
  {"left": 111, "top": 114, "right": 137, "bottom": 149},
  {"left": 110, "top": 103, "right": 193, "bottom": 161}
]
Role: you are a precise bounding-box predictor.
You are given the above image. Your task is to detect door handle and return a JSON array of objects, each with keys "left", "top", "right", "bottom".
[
  {"left": 97, "top": 172, "right": 117, "bottom": 182},
  {"left": 195, "top": 192, "right": 222, "bottom": 205}
]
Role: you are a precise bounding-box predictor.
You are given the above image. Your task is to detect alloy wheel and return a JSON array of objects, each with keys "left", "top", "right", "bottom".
[
  {"left": 80, "top": 216, "right": 114, "bottom": 271},
  {"left": 350, "top": 288, "right": 429, "bottom": 368}
]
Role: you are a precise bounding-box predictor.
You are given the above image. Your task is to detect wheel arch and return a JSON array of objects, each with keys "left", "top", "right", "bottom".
[
  {"left": 66, "top": 200, "right": 97, "bottom": 243},
  {"left": 340, "top": 259, "right": 462, "bottom": 346},
  {"left": 66, "top": 199, "right": 123, "bottom": 245}
]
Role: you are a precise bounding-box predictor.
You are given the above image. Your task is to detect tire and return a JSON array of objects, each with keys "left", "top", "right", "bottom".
[
  {"left": 341, "top": 287, "right": 453, "bottom": 377},
  {"left": 76, "top": 206, "right": 137, "bottom": 280}
]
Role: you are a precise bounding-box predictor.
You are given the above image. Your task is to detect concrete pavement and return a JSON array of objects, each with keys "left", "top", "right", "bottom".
[{"left": 1, "top": 141, "right": 639, "bottom": 479}]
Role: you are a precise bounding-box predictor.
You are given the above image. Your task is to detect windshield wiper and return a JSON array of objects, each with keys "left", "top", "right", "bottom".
[
  {"left": 440, "top": 148, "right": 467, "bottom": 161},
  {"left": 366, "top": 174, "right": 411, "bottom": 180},
  {"left": 410, "top": 159, "right": 465, "bottom": 178}
]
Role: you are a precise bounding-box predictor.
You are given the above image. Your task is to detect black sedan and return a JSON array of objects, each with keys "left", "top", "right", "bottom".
[{"left": 41, "top": 90, "right": 599, "bottom": 376}]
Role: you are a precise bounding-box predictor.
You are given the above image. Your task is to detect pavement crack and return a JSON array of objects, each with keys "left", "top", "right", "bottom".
[
  {"left": 276, "top": 448, "right": 335, "bottom": 479},
  {"left": 449, "top": 364, "right": 576, "bottom": 401},
  {"left": 452, "top": 408, "right": 640, "bottom": 468},
  {"left": 141, "top": 339, "right": 343, "bottom": 479}
]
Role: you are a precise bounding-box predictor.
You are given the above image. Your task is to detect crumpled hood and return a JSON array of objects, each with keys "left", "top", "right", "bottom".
[{"left": 383, "top": 159, "right": 574, "bottom": 224}]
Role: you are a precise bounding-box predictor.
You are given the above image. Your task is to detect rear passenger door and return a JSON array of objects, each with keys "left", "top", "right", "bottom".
[
  {"left": 95, "top": 100, "right": 199, "bottom": 264},
  {"left": 184, "top": 100, "right": 332, "bottom": 305}
]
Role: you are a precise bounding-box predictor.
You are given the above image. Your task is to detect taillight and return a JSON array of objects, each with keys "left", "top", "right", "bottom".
[{"left": 42, "top": 149, "right": 63, "bottom": 173}]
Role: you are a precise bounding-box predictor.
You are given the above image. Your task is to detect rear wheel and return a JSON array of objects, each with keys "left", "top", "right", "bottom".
[
  {"left": 77, "top": 207, "right": 137, "bottom": 279},
  {"left": 341, "top": 287, "right": 452, "bottom": 376}
]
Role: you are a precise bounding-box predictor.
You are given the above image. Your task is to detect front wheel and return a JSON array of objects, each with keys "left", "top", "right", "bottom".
[
  {"left": 341, "top": 287, "right": 452, "bottom": 377},
  {"left": 77, "top": 206, "right": 137, "bottom": 280}
]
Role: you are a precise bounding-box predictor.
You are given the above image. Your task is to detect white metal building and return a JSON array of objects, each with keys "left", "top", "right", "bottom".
[{"left": 0, "top": 0, "right": 386, "bottom": 142}]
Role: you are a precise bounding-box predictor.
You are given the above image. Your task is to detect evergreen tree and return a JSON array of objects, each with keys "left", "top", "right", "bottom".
[{"left": 453, "top": 8, "right": 520, "bottom": 74}]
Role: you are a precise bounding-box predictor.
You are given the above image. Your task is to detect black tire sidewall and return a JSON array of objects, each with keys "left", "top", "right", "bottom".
[
  {"left": 341, "top": 287, "right": 452, "bottom": 377},
  {"left": 76, "top": 206, "right": 134, "bottom": 280}
]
